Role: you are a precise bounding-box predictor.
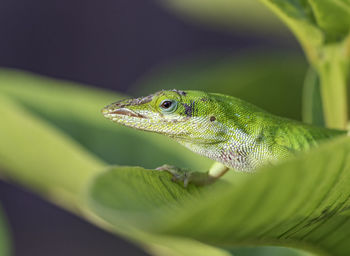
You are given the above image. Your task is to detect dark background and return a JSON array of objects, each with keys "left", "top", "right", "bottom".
[{"left": 0, "top": 0, "right": 299, "bottom": 255}]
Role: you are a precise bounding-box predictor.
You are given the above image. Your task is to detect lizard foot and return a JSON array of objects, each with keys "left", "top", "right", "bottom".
[
  {"left": 156, "top": 164, "right": 192, "bottom": 187},
  {"left": 156, "top": 164, "right": 212, "bottom": 187}
]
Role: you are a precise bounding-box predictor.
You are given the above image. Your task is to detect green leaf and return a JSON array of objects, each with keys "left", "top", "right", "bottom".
[
  {"left": 307, "top": 0, "right": 350, "bottom": 42},
  {"left": 229, "top": 246, "right": 312, "bottom": 256},
  {"left": 259, "top": 0, "right": 323, "bottom": 59},
  {"left": 133, "top": 52, "right": 307, "bottom": 121},
  {"left": 259, "top": 0, "right": 350, "bottom": 51},
  {"left": 0, "top": 93, "right": 105, "bottom": 208},
  {"left": 88, "top": 135, "right": 350, "bottom": 256},
  {"left": 0, "top": 69, "right": 212, "bottom": 171},
  {"left": 157, "top": 0, "right": 287, "bottom": 34},
  {"left": 0, "top": 205, "right": 11, "bottom": 256}
]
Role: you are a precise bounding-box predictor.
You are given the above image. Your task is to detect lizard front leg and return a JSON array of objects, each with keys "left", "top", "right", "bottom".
[{"left": 156, "top": 162, "right": 229, "bottom": 187}]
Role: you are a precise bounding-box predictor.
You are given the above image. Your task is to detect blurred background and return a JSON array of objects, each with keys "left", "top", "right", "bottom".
[{"left": 0, "top": 0, "right": 307, "bottom": 255}]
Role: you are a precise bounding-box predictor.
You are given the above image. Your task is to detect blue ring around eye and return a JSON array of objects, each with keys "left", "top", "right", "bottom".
[{"left": 160, "top": 100, "right": 178, "bottom": 113}]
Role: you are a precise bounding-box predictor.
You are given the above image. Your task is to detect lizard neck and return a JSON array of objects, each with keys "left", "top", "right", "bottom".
[{"left": 176, "top": 123, "right": 276, "bottom": 171}]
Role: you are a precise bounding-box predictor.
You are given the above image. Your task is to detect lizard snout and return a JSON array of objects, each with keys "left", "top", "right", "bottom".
[
  {"left": 102, "top": 105, "right": 145, "bottom": 119},
  {"left": 110, "top": 108, "right": 145, "bottom": 118}
]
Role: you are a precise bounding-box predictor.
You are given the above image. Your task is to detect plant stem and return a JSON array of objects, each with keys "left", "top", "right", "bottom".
[
  {"left": 316, "top": 39, "right": 350, "bottom": 129},
  {"left": 302, "top": 67, "right": 325, "bottom": 126}
]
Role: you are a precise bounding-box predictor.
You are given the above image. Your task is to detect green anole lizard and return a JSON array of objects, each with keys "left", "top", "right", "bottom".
[{"left": 102, "top": 89, "right": 346, "bottom": 186}]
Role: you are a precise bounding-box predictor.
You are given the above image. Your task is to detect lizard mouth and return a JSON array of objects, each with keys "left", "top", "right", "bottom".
[{"left": 102, "top": 107, "right": 145, "bottom": 119}]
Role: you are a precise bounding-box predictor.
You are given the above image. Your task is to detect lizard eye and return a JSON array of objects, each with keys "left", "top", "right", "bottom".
[{"left": 159, "top": 100, "right": 177, "bottom": 113}]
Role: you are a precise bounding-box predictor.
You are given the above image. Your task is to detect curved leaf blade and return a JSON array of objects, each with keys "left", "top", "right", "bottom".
[
  {"left": 157, "top": 0, "right": 287, "bottom": 34},
  {"left": 259, "top": 0, "right": 350, "bottom": 60},
  {"left": 0, "top": 93, "right": 105, "bottom": 207},
  {"left": 307, "top": 0, "right": 350, "bottom": 42},
  {"left": 88, "top": 136, "right": 350, "bottom": 256}
]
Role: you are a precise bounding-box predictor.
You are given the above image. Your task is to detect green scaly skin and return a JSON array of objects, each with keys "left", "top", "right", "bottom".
[{"left": 102, "top": 89, "right": 346, "bottom": 186}]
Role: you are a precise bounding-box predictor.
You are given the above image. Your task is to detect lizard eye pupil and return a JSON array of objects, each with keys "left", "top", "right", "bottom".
[
  {"left": 160, "top": 100, "right": 172, "bottom": 109},
  {"left": 159, "top": 99, "right": 177, "bottom": 113}
]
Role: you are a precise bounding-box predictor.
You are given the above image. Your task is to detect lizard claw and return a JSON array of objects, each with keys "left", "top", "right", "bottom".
[{"left": 156, "top": 164, "right": 192, "bottom": 187}]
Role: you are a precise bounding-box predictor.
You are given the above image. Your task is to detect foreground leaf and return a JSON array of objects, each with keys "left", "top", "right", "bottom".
[{"left": 88, "top": 135, "right": 350, "bottom": 256}]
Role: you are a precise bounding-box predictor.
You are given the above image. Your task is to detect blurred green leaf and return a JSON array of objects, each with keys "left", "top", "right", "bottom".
[
  {"left": 0, "top": 93, "right": 104, "bottom": 207},
  {"left": 259, "top": 0, "right": 350, "bottom": 53},
  {"left": 0, "top": 206, "right": 11, "bottom": 256},
  {"left": 157, "top": 0, "right": 288, "bottom": 35},
  {"left": 307, "top": 1, "right": 350, "bottom": 42},
  {"left": 0, "top": 69, "right": 212, "bottom": 171},
  {"left": 133, "top": 52, "right": 307, "bottom": 121},
  {"left": 88, "top": 135, "right": 350, "bottom": 256}
]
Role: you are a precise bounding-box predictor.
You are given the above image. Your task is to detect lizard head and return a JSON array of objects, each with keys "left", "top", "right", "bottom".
[{"left": 102, "top": 89, "right": 221, "bottom": 140}]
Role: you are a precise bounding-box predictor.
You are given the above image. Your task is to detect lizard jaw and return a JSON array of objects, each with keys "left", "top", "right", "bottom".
[{"left": 102, "top": 107, "right": 146, "bottom": 119}]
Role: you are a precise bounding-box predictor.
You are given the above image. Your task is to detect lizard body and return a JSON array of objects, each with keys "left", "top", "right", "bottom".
[{"left": 102, "top": 90, "right": 345, "bottom": 185}]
